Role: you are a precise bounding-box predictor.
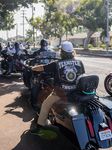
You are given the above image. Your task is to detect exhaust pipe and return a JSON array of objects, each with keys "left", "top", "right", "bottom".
[{"left": 86, "top": 144, "right": 97, "bottom": 150}]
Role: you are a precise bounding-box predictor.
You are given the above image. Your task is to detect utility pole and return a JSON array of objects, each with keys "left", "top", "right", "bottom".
[
  {"left": 31, "top": 4, "right": 35, "bottom": 43},
  {"left": 6, "top": 30, "right": 8, "bottom": 41},
  {"left": 106, "top": 0, "right": 109, "bottom": 55},
  {"left": 16, "top": 24, "right": 18, "bottom": 41},
  {"left": 20, "top": 10, "right": 26, "bottom": 41}
]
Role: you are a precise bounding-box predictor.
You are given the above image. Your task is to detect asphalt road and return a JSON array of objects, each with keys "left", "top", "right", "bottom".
[
  {"left": 0, "top": 55, "right": 112, "bottom": 150},
  {"left": 76, "top": 54, "right": 112, "bottom": 98}
]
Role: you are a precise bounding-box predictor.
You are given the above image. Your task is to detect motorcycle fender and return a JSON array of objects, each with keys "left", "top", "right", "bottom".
[
  {"left": 109, "top": 73, "right": 112, "bottom": 76},
  {"left": 93, "top": 108, "right": 111, "bottom": 148},
  {"left": 72, "top": 114, "right": 89, "bottom": 150}
]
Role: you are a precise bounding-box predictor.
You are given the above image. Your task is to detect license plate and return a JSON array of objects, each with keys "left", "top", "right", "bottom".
[{"left": 99, "top": 129, "right": 111, "bottom": 141}]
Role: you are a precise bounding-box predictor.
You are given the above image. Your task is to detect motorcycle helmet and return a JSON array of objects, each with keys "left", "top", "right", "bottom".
[
  {"left": 40, "top": 39, "right": 48, "bottom": 47},
  {"left": 15, "top": 42, "right": 19, "bottom": 48}
]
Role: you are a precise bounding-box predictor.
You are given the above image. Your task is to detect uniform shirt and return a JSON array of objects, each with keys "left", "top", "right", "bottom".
[
  {"left": 7, "top": 47, "right": 16, "bottom": 54},
  {"left": 19, "top": 44, "right": 23, "bottom": 49},
  {"left": 7, "top": 47, "right": 22, "bottom": 60},
  {"left": 37, "top": 46, "right": 48, "bottom": 55}
]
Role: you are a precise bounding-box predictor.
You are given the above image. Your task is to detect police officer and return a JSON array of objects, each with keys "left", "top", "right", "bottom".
[
  {"left": 29, "top": 41, "right": 85, "bottom": 135},
  {"left": 29, "top": 39, "right": 48, "bottom": 112},
  {"left": 37, "top": 39, "right": 48, "bottom": 54},
  {"left": 32, "top": 39, "right": 48, "bottom": 58},
  {"left": 7, "top": 42, "right": 22, "bottom": 74}
]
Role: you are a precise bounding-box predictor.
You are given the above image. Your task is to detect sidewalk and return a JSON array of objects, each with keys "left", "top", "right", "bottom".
[
  {"left": 74, "top": 48, "right": 112, "bottom": 58},
  {"left": 53, "top": 47, "right": 112, "bottom": 58}
]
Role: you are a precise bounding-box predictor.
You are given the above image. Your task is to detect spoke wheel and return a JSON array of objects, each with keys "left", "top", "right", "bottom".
[{"left": 104, "top": 74, "right": 112, "bottom": 96}]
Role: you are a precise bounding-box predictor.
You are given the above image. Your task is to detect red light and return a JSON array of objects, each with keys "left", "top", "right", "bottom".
[
  {"left": 99, "top": 128, "right": 109, "bottom": 131},
  {"left": 87, "top": 120, "right": 95, "bottom": 137},
  {"left": 106, "top": 116, "right": 112, "bottom": 132}
]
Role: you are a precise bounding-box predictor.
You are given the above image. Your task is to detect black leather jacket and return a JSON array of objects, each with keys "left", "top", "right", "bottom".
[{"left": 36, "top": 46, "right": 48, "bottom": 55}]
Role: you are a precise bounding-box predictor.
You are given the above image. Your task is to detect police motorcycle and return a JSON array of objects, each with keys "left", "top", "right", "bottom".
[
  {"left": 23, "top": 50, "right": 60, "bottom": 89},
  {"left": 22, "top": 48, "right": 40, "bottom": 60},
  {"left": 0, "top": 48, "right": 25, "bottom": 75},
  {"left": 30, "top": 69, "right": 112, "bottom": 150}
]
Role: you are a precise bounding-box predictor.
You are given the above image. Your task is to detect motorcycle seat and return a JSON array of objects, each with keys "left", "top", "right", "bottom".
[{"left": 78, "top": 74, "right": 99, "bottom": 93}]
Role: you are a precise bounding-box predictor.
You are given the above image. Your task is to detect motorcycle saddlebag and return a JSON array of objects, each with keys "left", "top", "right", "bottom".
[
  {"left": 99, "top": 98, "right": 112, "bottom": 120},
  {"left": 72, "top": 114, "right": 89, "bottom": 150}
]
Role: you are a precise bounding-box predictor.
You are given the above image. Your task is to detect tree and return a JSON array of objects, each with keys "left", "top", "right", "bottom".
[
  {"left": 0, "top": 0, "right": 38, "bottom": 17},
  {"left": 49, "top": 11, "right": 77, "bottom": 45},
  {"left": 0, "top": 37, "right": 3, "bottom": 42},
  {"left": 24, "top": 36, "right": 33, "bottom": 43},
  {"left": 2, "top": 13, "right": 15, "bottom": 40},
  {"left": 0, "top": 0, "right": 38, "bottom": 30},
  {"left": 26, "top": 29, "right": 34, "bottom": 38},
  {"left": 34, "top": 0, "right": 78, "bottom": 45},
  {"left": 74, "top": 0, "right": 112, "bottom": 50}
]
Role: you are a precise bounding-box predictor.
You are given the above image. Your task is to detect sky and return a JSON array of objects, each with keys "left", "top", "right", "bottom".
[{"left": 0, "top": 3, "right": 45, "bottom": 40}]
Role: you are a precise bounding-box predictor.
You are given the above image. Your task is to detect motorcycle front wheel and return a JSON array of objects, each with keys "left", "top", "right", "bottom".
[{"left": 104, "top": 74, "right": 112, "bottom": 96}]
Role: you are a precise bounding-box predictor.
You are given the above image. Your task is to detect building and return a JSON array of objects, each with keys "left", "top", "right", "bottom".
[
  {"left": 10, "top": 35, "right": 24, "bottom": 42},
  {"left": 50, "top": 32, "right": 107, "bottom": 48}
]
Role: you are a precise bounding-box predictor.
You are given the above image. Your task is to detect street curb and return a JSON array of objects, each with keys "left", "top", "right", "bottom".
[
  {"left": 76, "top": 52, "right": 112, "bottom": 58},
  {"left": 53, "top": 48, "right": 112, "bottom": 58}
]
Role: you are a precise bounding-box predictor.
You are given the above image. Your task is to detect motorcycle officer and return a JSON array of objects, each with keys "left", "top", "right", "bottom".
[
  {"left": 7, "top": 42, "right": 23, "bottom": 74},
  {"left": 32, "top": 39, "right": 48, "bottom": 57},
  {"left": 38, "top": 39, "right": 48, "bottom": 53},
  {"left": 29, "top": 41, "right": 85, "bottom": 135},
  {"left": 29, "top": 39, "right": 50, "bottom": 112}
]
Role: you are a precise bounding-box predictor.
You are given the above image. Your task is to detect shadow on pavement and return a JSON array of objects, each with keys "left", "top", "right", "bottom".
[
  {"left": 12, "top": 124, "right": 75, "bottom": 150},
  {"left": 4, "top": 89, "right": 76, "bottom": 150},
  {"left": 0, "top": 73, "right": 25, "bottom": 96},
  {"left": 4, "top": 89, "right": 36, "bottom": 122},
  {"left": 0, "top": 73, "right": 22, "bottom": 83}
]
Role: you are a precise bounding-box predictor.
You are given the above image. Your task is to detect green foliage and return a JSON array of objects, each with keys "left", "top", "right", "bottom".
[
  {"left": 109, "top": 47, "right": 112, "bottom": 50},
  {"left": 26, "top": 29, "right": 35, "bottom": 38},
  {"left": 0, "top": 0, "right": 38, "bottom": 30},
  {"left": 88, "top": 44, "right": 93, "bottom": 48},
  {"left": 100, "top": 44, "right": 106, "bottom": 49},
  {"left": 28, "top": 0, "right": 78, "bottom": 44},
  {"left": 24, "top": 36, "right": 33, "bottom": 43},
  {"left": 75, "top": 44, "right": 78, "bottom": 48},
  {"left": 75, "top": 0, "right": 112, "bottom": 34},
  {"left": 2, "top": 13, "right": 15, "bottom": 31},
  {"left": 72, "top": 0, "right": 112, "bottom": 50},
  {"left": 0, "top": 37, "right": 3, "bottom": 42},
  {"left": 55, "top": 0, "right": 79, "bottom": 14},
  {"left": 75, "top": 0, "right": 102, "bottom": 30}
]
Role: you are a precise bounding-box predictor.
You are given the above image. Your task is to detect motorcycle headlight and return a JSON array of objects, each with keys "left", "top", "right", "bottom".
[{"left": 69, "top": 108, "right": 78, "bottom": 116}]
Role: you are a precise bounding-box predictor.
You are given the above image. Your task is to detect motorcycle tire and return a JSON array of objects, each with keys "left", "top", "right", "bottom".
[
  {"left": 0, "top": 68, "right": 8, "bottom": 75},
  {"left": 104, "top": 74, "right": 112, "bottom": 96},
  {"left": 23, "top": 75, "right": 31, "bottom": 90}
]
